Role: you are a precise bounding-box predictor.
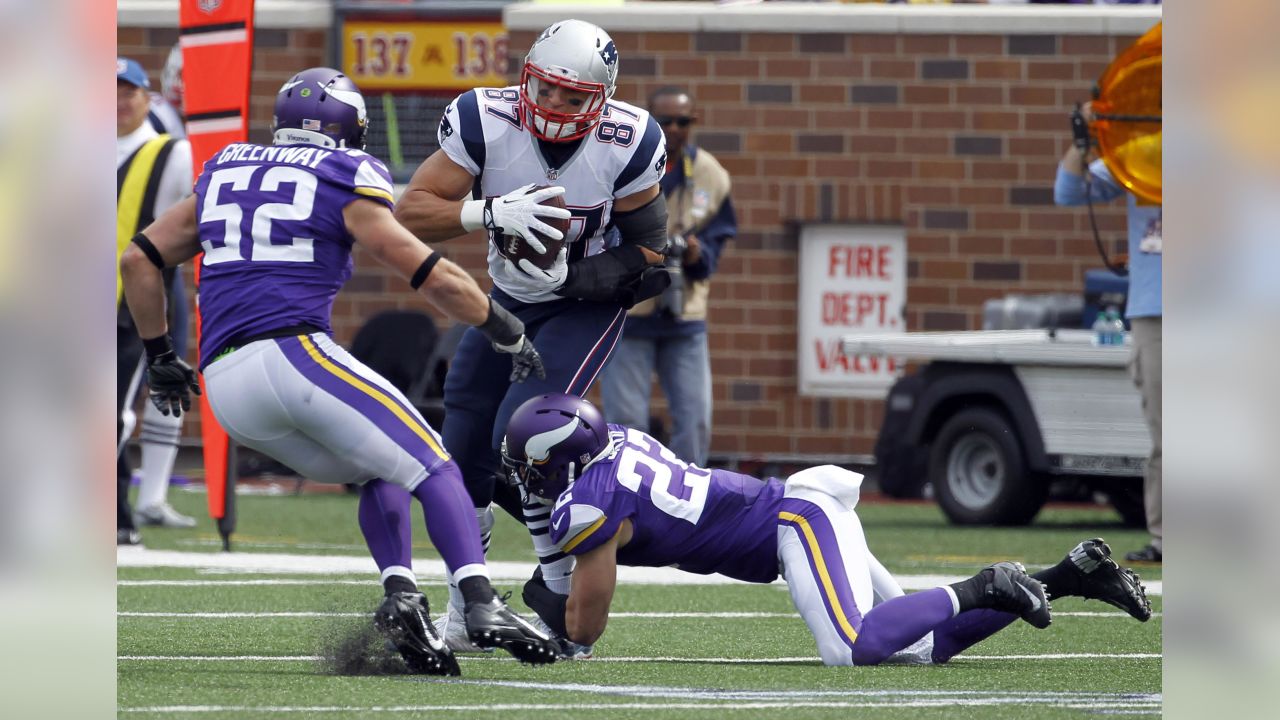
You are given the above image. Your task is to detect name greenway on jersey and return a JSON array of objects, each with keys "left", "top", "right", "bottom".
[
  {"left": 438, "top": 86, "right": 666, "bottom": 304},
  {"left": 214, "top": 142, "right": 335, "bottom": 170}
]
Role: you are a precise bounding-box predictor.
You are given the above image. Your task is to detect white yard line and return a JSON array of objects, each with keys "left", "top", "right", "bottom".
[
  {"left": 118, "top": 610, "right": 1159, "bottom": 619},
  {"left": 430, "top": 678, "right": 1160, "bottom": 702},
  {"left": 120, "top": 612, "right": 369, "bottom": 618},
  {"left": 116, "top": 548, "right": 1162, "bottom": 595},
  {"left": 120, "top": 703, "right": 1160, "bottom": 714},
  {"left": 118, "top": 652, "right": 1160, "bottom": 664}
]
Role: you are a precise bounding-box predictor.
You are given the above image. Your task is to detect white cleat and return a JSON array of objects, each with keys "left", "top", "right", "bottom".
[
  {"left": 432, "top": 604, "right": 492, "bottom": 654},
  {"left": 532, "top": 616, "right": 594, "bottom": 659},
  {"left": 133, "top": 503, "right": 197, "bottom": 528}
]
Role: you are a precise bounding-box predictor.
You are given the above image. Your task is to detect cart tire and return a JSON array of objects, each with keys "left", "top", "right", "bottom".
[
  {"left": 930, "top": 407, "right": 1046, "bottom": 525},
  {"left": 1105, "top": 479, "right": 1147, "bottom": 528}
]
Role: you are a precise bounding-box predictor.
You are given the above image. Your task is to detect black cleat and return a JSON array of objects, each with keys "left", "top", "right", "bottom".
[
  {"left": 465, "top": 593, "right": 558, "bottom": 665},
  {"left": 374, "top": 592, "right": 460, "bottom": 676},
  {"left": 1069, "top": 538, "right": 1153, "bottom": 622},
  {"left": 984, "top": 561, "right": 1053, "bottom": 629},
  {"left": 1124, "top": 544, "right": 1162, "bottom": 564},
  {"left": 117, "top": 528, "right": 143, "bottom": 546}
]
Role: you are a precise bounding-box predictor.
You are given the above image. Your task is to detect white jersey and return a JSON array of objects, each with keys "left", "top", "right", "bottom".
[
  {"left": 438, "top": 86, "right": 666, "bottom": 304},
  {"left": 148, "top": 93, "right": 187, "bottom": 139}
]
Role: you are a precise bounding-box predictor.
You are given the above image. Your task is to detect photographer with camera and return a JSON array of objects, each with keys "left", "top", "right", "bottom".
[
  {"left": 599, "top": 87, "right": 736, "bottom": 467},
  {"left": 1056, "top": 100, "right": 1162, "bottom": 564}
]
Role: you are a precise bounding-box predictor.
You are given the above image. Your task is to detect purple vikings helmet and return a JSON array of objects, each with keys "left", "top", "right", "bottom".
[
  {"left": 271, "top": 67, "right": 368, "bottom": 149},
  {"left": 502, "top": 394, "right": 612, "bottom": 501}
]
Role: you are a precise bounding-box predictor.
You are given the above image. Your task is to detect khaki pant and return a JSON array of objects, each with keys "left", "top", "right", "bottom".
[{"left": 1129, "top": 317, "right": 1162, "bottom": 551}]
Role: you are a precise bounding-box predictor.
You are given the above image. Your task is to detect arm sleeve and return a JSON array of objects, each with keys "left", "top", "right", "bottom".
[
  {"left": 684, "top": 196, "right": 736, "bottom": 281},
  {"left": 437, "top": 90, "right": 484, "bottom": 176},
  {"left": 1054, "top": 158, "right": 1125, "bottom": 206}
]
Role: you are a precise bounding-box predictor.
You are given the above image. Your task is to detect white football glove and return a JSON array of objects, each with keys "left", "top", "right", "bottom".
[
  {"left": 515, "top": 247, "right": 568, "bottom": 289},
  {"left": 461, "top": 183, "right": 571, "bottom": 253}
]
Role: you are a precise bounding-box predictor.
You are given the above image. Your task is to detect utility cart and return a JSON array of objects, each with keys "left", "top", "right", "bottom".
[{"left": 844, "top": 329, "right": 1150, "bottom": 525}]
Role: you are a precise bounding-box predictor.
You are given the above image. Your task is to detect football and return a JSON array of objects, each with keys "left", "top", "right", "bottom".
[{"left": 497, "top": 186, "right": 570, "bottom": 272}]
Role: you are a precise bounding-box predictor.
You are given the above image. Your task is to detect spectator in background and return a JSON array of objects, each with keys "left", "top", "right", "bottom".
[
  {"left": 1054, "top": 101, "right": 1162, "bottom": 563},
  {"left": 116, "top": 57, "right": 195, "bottom": 543},
  {"left": 600, "top": 87, "right": 735, "bottom": 468},
  {"left": 148, "top": 44, "right": 185, "bottom": 138},
  {"left": 134, "top": 42, "right": 196, "bottom": 530}
]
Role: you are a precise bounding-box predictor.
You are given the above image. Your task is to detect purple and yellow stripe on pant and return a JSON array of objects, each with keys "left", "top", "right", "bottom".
[
  {"left": 778, "top": 497, "right": 863, "bottom": 651},
  {"left": 278, "top": 334, "right": 450, "bottom": 466}
]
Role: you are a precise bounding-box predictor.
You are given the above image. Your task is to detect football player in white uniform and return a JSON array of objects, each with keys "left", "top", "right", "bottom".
[{"left": 394, "top": 19, "right": 670, "bottom": 657}]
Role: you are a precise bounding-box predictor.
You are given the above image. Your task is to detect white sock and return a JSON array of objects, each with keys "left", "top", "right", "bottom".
[
  {"left": 942, "top": 585, "right": 962, "bottom": 617},
  {"left": 523, "top": 494, "right": 574, "bottom": 595},
  {"left": 447, "top": 506, "right": 495, "bottom": 614},
  {"left": 137, "top": 402, "right": 182, "bottom": 510}
]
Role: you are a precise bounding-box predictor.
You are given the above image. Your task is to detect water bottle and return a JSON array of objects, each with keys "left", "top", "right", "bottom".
[
  {"left": 1107, "top": 306, "right": 1127, "bottom": 346},
  {"left": 1093, "top": 306, "right": 1124, "bottom": 346},
  {"left": 1092, "top": 310, "right": 1112, "bottom": 346}
]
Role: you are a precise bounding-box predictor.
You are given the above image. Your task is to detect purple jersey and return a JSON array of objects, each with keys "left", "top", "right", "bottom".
[
  {"left": 548, "top": 425, "right": 785, "bottom": 583},
  {"left": 192, "top": 143, "right": 396, "bottom": 368}
]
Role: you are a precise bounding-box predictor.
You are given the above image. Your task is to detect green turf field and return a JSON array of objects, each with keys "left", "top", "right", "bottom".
[{"left": 118, "top": 487, "right": 1162, "bottom": 718}]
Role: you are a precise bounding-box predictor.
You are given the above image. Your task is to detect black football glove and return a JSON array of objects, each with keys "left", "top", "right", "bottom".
[
  {"left": 493, "top": 335, "right": 546, "bottom": 384},
  {"left": 146, "top": 350, "right": 201, "bottom": 417},
  {"left": 617, "top": 266, "right": 671, "bottom": 309},
  {"left": 522, "top": 567, "right": 569, "bottom": 638}
]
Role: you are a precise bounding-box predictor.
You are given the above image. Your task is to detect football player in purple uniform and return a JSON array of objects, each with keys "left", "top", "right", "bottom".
[
  {"left": 118, "top": 67, "right": 558, "bottom": 675},
  {"left": 503, "top": 393, "right": 1153, "bottom": 665}
]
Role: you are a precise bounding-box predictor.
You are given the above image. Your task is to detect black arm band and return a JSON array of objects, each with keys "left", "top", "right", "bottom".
[
  {"left": 522, "top": 573, "right": 569, "bottom": 638},
  {"left": 555, "top": 245, "right": 651, "bottom": 303},
  {"left": 131, "top": 232, "right": 167, "bottom": 270},
  {"left": 142, "top": 335, "right": 174, "bottom": 361},
  {"left": 611, "top": 192, "right": 669, "bottom": 253},
  {"left": 409, "top": 251, "right": 443, "bottom": 290},
  {"left": 477, "top": 298, "right": 525, "bottom": 348}
]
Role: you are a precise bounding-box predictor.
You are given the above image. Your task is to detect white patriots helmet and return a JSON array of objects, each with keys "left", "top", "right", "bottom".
[
  {"left": 161, "top": 43, "right": 184, "bottom": 111},
  {"left": 520, "top": 19, "right": 619, "bottom": 142}
]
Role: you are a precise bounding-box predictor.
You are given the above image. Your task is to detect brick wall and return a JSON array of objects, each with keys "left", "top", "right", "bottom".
[
  {"left": 117, "top": 19, "right": 1138, "bottom": 462},
  {"left": 509, "top": 28, "right": 1137, "bottom": 459}
]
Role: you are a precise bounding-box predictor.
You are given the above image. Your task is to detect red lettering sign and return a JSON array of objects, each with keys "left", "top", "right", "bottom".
[
  {"left": 813, "top": 340, "right": 899, "bottom": 374},
  {"left": 826, "top": 244, "right": 894, "bottom": 280}
]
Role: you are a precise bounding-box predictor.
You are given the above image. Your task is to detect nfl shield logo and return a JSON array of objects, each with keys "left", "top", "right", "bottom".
[{"left": 198, "top": 0, "right": 222, "bottom": 14}]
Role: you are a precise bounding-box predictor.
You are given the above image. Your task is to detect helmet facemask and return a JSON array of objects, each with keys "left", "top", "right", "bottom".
[
  {"left": 501, "top": 439, "right": 581, "bottom": 502},
  {"left": 520, "top": 61, "right": 609, "bottom": 142}
]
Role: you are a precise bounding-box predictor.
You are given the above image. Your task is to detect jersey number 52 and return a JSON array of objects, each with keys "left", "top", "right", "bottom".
[{"left": 200, "top": 166, "right": 317, "bottom": 265}]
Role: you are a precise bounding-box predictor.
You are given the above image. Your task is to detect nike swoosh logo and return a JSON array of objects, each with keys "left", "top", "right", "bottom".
[
  {"left": 552, "top": 515, "right": 566, "bottom": 533},
  {"left": 1018, "top": 584, "right": 1043, "bottom": 611}
]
